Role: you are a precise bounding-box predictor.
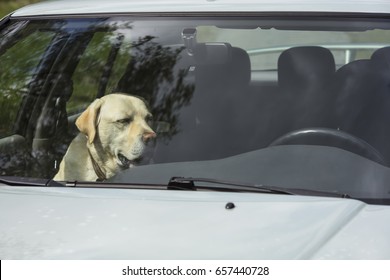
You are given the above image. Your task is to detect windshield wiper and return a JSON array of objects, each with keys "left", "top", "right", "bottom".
[
  {"left": 1, "top": 175, "right": 350, "bottom": 199},
  {"left": 0, "top": 176, "right": 64, "bottom": 187},
  {"left": 167, "top": 177, "right": 351, "bottom": 198}
]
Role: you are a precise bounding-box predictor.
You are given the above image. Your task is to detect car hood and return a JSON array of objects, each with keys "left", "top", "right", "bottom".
[{"left": 0, "top": 186, "right": 389, "bottom": 259}]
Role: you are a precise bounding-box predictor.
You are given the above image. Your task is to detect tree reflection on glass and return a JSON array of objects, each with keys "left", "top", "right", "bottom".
[{"left": 116, "top": 35, "right": 195, "bottom": 140}]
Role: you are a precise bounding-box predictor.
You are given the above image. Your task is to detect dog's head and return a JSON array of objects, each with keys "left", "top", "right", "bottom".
[{"left": 75, "top": 93, "right": 156, "bottom": 169}]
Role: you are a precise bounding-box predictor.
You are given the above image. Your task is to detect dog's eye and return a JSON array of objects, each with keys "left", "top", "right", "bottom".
[{"left": 117, "top": 117, "right": 133, "bottom": 124}]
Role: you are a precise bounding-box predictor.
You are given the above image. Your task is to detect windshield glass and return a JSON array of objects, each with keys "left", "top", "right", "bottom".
[{"left": 1, "top": 16, "right": 390, "bottom": 203}]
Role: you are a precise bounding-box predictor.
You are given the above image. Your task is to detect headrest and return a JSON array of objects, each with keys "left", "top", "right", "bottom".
[
  {"left": 194, "top": 43, "right": 232, "bottom": 65},
  {"left": 230, "top": 47, "right": 251, "bottom": 86},
  {"left": 333, "top": 59, "right": 378, "bottom": 98},
  {"left": 194, "top": 43, "right": 250, "bottom": 90},
  {"left": 371, "top": 46, "right": 390, "bottom": 68},
  {"left": 333, "top": 59, "right": 373, "bottom": 95},
  {"left": 335, "top": 59, "right": 371, "bottom": 76},
  {"left": 278, "top": 46, "right": 336, "bottom": 92},
  {"left": 332, "top": 59, "right": 376, "bottom": 119}
]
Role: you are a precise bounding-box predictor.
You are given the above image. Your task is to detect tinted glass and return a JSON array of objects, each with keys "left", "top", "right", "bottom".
[{"left": 0, "top": 16, "right": 390, "bottom": 203}]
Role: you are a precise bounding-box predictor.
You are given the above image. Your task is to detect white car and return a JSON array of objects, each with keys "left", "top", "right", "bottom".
[{"left": 1, "top": 0, "right": 390, "bottom": 259}]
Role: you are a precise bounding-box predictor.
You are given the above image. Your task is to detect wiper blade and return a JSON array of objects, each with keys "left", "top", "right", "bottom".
[
  {"left": 0, "top": 176, "right": 64, "bottom": 187},
  {"left": 168, "top": 177, "right": 351, "bottom": 198},
  {"left": 1, "top": 175, "right": 349, "bottom": 199}
]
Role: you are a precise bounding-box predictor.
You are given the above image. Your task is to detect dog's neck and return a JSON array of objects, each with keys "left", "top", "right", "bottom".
[{"left": 87, "top": 149, "right": 107, "bottom": 181}]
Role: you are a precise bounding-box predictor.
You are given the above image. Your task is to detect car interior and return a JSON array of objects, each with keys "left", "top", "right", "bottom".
[{"left": 149, "top": 43, "right": 390, "bottom": 167}]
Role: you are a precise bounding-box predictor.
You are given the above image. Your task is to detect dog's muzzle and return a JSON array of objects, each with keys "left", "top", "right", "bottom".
[
  {"left": 117, "top": 153, "right": 135, "bottom": 168},
  {"left": 117, "top": 136, "right": 150, "bottom": 168}
]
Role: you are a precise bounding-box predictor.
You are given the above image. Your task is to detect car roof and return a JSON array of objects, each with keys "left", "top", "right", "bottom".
[{"left": 10, "top": 0, "right": 390, "bottom": 18}]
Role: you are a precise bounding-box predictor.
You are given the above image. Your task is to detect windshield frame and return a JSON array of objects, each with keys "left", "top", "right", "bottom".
[{"left": 1, "top": 13, "right": 390, "bottom": 205}]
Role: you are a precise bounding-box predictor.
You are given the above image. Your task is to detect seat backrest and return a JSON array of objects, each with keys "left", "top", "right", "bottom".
[
  {"left": 194, "top": 43, "right": 250, "bottom": 92},
  {"left": 369, "top": 46, "right": 390, "bottom": 162},
  {"left": 152, "top": 44, "right": 252, "bottom": 162},
  {"left": 332, "top": 59, "right": 374, "bottom": 127},
  {"left": 191, "top": 43, "right": 250, "bottom": 115},
  {"left": 331, "top": 54, "right": 390, "bottom": 164},
  {"left": 371, "top": 46, "right": 390, "bottom": 69},
  {"left": 278, "top": 46, "right": 336, "bottom": 94},
  {"left": 277, "top": 46, "right": 336, "bottom": 129}
]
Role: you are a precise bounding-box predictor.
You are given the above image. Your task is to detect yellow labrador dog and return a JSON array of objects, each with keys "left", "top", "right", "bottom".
[{"left": 54, "top": 93, "right": 156, "bottom": 181}]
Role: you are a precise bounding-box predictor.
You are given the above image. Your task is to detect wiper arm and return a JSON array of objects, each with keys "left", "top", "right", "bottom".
[
  {"left": 0, "top": 176, "right": 64, "bottom": 187},
  {"left": 168, "top": 177, "right": 351, "bottom": 198},
  {"left": 168, "top": 177, "right": 296, "bottom": 195}
]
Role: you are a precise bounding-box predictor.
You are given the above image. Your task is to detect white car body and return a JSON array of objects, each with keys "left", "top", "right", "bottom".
[
  {"left": 1, "top": 186, "right": 390, "bottom": 259},
  {"left": 10, "top": 0, "right": 390, "bottom": 15}
]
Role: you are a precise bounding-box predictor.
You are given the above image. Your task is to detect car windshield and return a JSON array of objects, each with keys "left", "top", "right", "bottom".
[{"left": 1, "top": 15, "right": 390, "bottom": 204}]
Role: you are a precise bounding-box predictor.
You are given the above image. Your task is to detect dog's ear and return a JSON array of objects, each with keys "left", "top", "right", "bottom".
[{"left": 76, "top": 98, "right": 104, "bottom": 144}]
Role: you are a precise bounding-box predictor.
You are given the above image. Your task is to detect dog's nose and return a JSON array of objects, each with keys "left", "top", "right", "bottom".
[{"left": 143, "top": 131, "right": 156, "bottom": 142}]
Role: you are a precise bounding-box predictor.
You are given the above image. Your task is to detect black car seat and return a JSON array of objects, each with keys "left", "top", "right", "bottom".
[
  {"left": 369, "top": 47, "right": 390, "bottom": 163},
  {"left": 330, "top": 53, "right": 389, "bottom": 165},
  {"left": 332, "top": 59, "right": 375, "bottom": 131},
  {"left": 277, "top": 46, "right": 336, "bottom": 132},
  {"left": 152, "top": 43, "right": 251, "bottom": 162}
]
